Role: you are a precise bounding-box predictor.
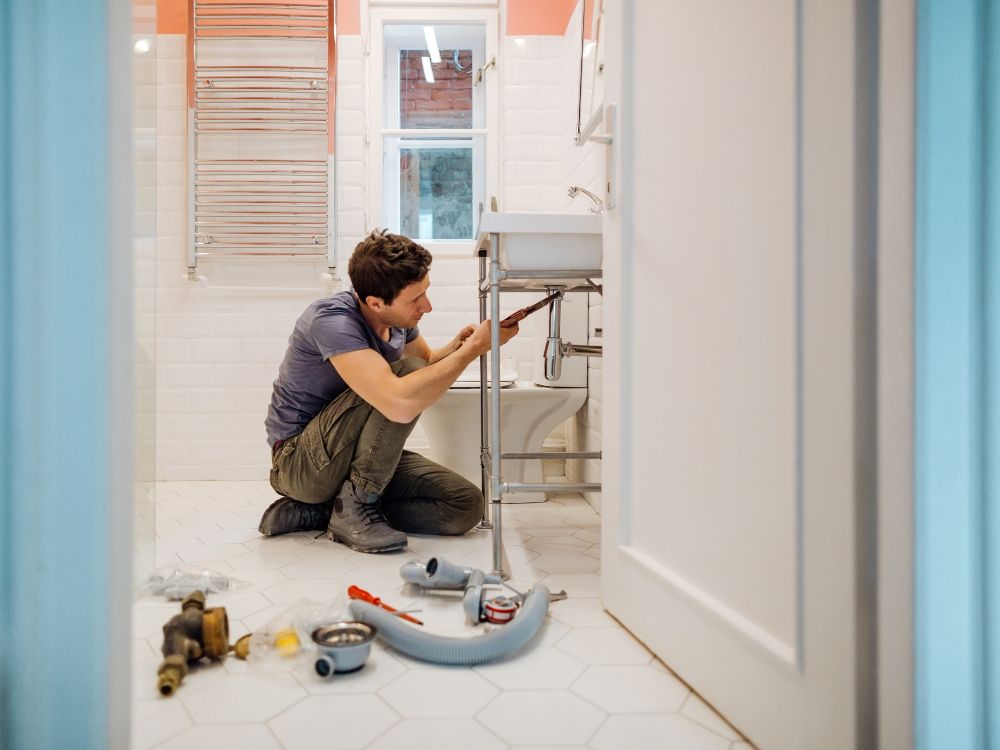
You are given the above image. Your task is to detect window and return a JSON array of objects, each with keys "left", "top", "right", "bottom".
[{"left": 370, "top": 8, "right": 499, "bottom": 252}]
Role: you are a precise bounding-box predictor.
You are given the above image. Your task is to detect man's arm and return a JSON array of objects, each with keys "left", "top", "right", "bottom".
[
  {"left": 331, "top": 320, "right": 517, "bottom": 423},
  {"left": 404, "top": 326, "right": 476, "bottom": 365}
]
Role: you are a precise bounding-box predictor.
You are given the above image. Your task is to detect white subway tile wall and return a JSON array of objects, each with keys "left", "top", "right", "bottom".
[{"left": 154, "top": 17, "right": 603, "bottom": 507}]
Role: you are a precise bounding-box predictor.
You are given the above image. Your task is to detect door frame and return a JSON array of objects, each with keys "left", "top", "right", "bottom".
[{"left": 0, "top": 0, "right": 134, "bottom": 747}]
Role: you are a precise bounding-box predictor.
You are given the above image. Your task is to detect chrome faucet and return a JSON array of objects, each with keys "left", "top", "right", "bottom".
[{"left": 567, "top": 186, "right": 605, "bottom": 214}]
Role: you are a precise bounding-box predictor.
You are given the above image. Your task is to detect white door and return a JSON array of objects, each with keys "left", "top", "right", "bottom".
[{"left": 601, "top": 2, "right": 878, "bottom": 748}]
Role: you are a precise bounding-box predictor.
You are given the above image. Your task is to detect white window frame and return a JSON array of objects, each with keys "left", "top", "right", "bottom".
[{"left": 368, "top": 4, "right": 500, "bottom": 257}]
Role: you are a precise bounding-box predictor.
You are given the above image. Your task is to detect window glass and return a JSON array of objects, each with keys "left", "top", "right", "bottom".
[
  {"left": 399, "top": 145, "right": 473, "bottom": 239},
  {"left": 382, "top": 23, "right": 485, "bottom": 240},
  {"left": 399, "top": 49, "right": 474, "bottom": 129}
]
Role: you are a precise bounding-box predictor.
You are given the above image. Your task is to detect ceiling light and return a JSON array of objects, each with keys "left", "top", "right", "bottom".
[
  {"left": 133, "top": 38, "right": 151, "bottom": 54},
  {"left": 423, "top": 26, "right": 441, "bottom": 64},
  {"left": 421, "top": 56, "right": 435, "bottom": 83}
]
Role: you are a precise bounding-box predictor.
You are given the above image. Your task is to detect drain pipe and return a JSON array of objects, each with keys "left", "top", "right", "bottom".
[
  {"left": 543, "top": 288, "right": 564, "bottom": 381},
  {"left": 561, "top": 342, "right": 603, "bottom": 357},
  {"left": 400, "top": 558, "right": 503, "bottom": 625},
  {"left": 349, "top": 584, "right": 551, "bottom": 665}
]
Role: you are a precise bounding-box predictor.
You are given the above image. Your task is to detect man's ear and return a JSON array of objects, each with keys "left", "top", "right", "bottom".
[{"left": 364, "top": 295, "right": 385, "bottom": 312}]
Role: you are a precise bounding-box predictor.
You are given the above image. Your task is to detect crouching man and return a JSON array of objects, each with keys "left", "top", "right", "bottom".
[{"left": 259, "top": 229, "right": 519, "bottom": 553}]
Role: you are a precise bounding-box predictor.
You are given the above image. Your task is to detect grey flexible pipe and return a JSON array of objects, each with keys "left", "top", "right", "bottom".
[
  {"left": 348, "top": 584, "right": 551, "bottom": 665},
  {"left": 400, "top": 557, "right": 502, "bottom": 588}
]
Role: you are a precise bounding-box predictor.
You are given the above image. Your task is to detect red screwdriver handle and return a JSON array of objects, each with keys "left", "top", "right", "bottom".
[{"left": 347, "top": 585, "right": 423, "bottom": 625}]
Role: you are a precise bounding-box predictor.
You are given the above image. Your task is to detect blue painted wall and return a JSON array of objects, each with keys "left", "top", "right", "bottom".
[
  {"left": 0, "top": 1, "right": 126, "bottom": 748},
  {"left": 915, "top": 0, "right": 998, "bottom": 746}
]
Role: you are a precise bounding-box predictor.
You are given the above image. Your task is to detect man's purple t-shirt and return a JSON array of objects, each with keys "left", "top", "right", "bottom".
[{"left": 265, "top": 291, "right": 419, "bottom": 446}]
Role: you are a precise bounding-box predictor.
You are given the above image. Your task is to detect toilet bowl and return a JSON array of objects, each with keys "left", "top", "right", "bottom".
[
  {"left": 421, "top": 291, "right": 590, "bottom": 503},
  {"left": 420, "top": 368, "right": 587, "bottom": 503}
]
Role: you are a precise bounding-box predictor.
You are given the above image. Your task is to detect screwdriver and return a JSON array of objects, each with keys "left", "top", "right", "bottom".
[{"left": 347, "top": 585, "right": 424, "bottom": 626}]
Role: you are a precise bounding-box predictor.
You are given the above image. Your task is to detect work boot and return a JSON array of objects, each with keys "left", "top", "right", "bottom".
[
  {"left": 327, "top": 479, "right": 407, "bottom": 553},
  {"left": 258, "top": 497, "right": 332, "bottom": 537}
]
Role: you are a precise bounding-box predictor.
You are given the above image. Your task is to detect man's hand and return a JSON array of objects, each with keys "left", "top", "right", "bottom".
[
  {"left": 449, "top": 324, "right": 476, "bottom": 352},
  {"left": 423, "top": 324, "right": 476, "bottom": 364},
  {"left": 461, "top": 319, "right": 519, "bottom": 357}
]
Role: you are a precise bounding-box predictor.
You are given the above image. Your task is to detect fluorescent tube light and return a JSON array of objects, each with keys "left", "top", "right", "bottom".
[
  {"left": 421, "top": 56, "right": 435, "bottom": 83},
  {"left": 423, "top": 26, "right": 441, "bottom": 64}
]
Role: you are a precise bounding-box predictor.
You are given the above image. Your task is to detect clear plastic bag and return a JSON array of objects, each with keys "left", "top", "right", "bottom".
[
  {"left": 142, "top": 564, "right": 250, "bottom": 600},
  {"left": 246, "top": 596, "right": 350, "bottom": 665}
]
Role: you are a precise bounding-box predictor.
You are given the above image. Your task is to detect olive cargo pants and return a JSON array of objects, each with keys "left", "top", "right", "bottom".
[{"left": 269, "top": 357, "right": 483, "bottom": 535}]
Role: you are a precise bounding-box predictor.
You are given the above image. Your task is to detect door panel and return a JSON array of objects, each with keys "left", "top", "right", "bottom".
[
  {"left": 601, "top": 1, "right": 876, "bottom": 748},
  {"left": 629, "top": 0, "right": 798, "bottom": 652}
]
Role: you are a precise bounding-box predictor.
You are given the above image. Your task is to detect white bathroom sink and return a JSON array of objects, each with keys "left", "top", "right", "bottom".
[{"left": 474, "top": 212, "right": 602, "bottom": 272}]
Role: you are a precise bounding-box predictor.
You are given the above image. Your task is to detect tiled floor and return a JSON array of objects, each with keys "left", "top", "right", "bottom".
[{"left": 133, "top": 481, "right": 752, "bottom": 750}]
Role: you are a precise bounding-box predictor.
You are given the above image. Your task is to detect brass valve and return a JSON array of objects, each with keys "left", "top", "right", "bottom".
[{"left": 156, "top": 590, "right": 230, "bottom": 697}]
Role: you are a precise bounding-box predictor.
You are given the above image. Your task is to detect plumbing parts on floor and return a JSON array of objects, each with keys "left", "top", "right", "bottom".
[
  {"left": 400, "top": 557, "right": 504, "bottom": 626},
  {"left": 154, "top": 556, "right": 566, "bottom": 695},
  {"left": 311, "top": 622, "right": 377, "bottom": 677},
  {"left": 156, "top": 591, "right": 231, "bottom": 696},
  {"left": 399, "top": 556, "right": 566, "bottom": 626},
  {"left": 346, "top": 557, "right": 567, "bottom": 665}
]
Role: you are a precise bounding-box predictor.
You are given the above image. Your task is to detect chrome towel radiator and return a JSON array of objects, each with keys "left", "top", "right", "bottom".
[{"left": 186, "top": 0, "right": 336, "bottom": 278}]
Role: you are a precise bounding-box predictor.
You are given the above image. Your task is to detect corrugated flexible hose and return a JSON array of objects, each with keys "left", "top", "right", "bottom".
[{"left": 348, "top": 584, "right": 551, "bottom": 666}]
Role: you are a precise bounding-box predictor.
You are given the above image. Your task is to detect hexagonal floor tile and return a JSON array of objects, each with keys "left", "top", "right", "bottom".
[
  {"left": 132, "top": 604, "right": 186, "bottom": 641},
  {"left": 153, "top": 724, "right": 281, "bottom": 750},
  {"left": 178, "top": 543, "right": 251, "bottom": 562},
  {"left": 244, "top": 535, "right": 314, "bottom": 554},
  {"left": 547, "top": 597, "right": 617, "bottom": 628},
  {"left": 530, "top": 551, "right": 600, "bottom": 574},
  {"left": 475, "top": 646, "right": 585, "bottom": 689},
  {"left": 534, "top": 615, "right": 571, "bottom": 647},
  {"left": 262, "top": 578, "right": 345, "bottom": 605},
  {"left": 681, "top": 693, "right": 743, "bottom": 741},
  {"left": 366, "top": 718, "right": 506, "bottom": 750},
  {"left": 379, "top": 668, "right": 499, "bottom": 717},
  {"left": 476, "top": 689, "right": 605, "bottom": 745},
  {"left": 224, "top": 565, "right": 288, "bottom": 592},
  {"left": 571, "top": 664, "right": 688, "bottom": 713},
  {"left": 215, "top": 514, "right": 261, "bottom": 531},
  {"left": 181, "top": 672, "right": 307, "bottom": 724},
  {"left": 521, "top": 534, "right": 590, "bottom": 553},
  {"left": 268, "top": 694, "right": 399, "bottom": 750},
  {"left": 228, "top": 550, "right": 304, "bottom": 570},
  {"left": 573, "top": 526, "right": 601, "bottom": 544},
  {"left": 292, "top": 648, "right": 407, "bottom": 694},
  {"left": 198, "top": 527, "right": 265, "bottom": 545},
  {"left": 518, "top": 524, "right": 577, "bottom": 538},
  {"left": 556, "top": 627, "right": 653, "bottom": 665},
  {"left": 279, "top": 558, "right": 357, "bottom": 580},
  {"left": 589, "top": 713, "right": 731, "bottom": 750},
  {"left": 131, "top": 697, "right": 190, "bottom": 750},
  {"left": 507, "top": 509, "right": 571, "bottom": 527}
]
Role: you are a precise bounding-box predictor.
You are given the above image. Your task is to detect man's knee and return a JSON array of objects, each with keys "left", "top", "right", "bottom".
[
  {"left": 391, "top": 356, "right": 427, "bottom": 377},
  {"left": 440, "top": 483, "right": 484, "bottom": 535}
]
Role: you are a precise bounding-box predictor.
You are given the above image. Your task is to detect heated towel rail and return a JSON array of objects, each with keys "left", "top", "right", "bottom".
[{"left": 187, "top": 0, "right": 336, "bottom": 277}]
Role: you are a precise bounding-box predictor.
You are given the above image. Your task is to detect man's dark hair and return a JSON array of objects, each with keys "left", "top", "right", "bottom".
[{"left": 348, "top": 229, "right": 432, "bottom": 304}]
